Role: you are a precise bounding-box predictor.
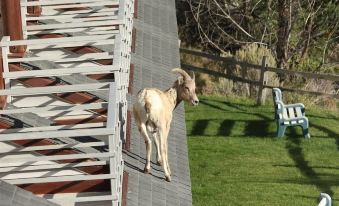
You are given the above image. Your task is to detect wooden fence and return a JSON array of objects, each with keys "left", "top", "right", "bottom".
[{"left": 180, "top": 48, "right": 339, "bottom": 105}]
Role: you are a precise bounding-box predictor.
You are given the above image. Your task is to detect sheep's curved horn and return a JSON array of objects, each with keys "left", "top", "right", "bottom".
[{"left": 172, "top": 68, "right": 191, "bottom": 80}]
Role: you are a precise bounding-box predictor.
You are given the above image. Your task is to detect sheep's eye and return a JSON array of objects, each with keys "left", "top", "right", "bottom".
[{"left": 185, "top": 87, "right": 190, "bottom": 92}]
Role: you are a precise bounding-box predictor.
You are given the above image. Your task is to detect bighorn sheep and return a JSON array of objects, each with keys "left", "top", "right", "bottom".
[{"left": 133, "top": 68, "right": 199, "bottom": 182}]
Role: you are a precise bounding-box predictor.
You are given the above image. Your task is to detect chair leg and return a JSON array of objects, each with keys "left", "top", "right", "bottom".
[
  {"left": 302, "top": 118, "right": 310, "bottom": 138},
  {"left": 277, "top": 124, "right": 286, "bottom": 138}
]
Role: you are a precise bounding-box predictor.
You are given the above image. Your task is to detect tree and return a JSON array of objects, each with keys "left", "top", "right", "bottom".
[{"left": 177, "top": 0, "right": 339, "bottom": 74}]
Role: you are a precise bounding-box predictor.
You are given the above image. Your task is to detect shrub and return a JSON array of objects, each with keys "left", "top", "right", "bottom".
[
  {"left": 231, "top": 43, "right": 279, "bottom": 98},
  {"left": 180, "top": 44, "right": 338, "bottom": 110}
]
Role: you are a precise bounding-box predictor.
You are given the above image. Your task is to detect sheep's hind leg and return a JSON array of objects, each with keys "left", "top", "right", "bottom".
[
  {"left": 152, "top": 132, "right": 162, "bottom": 166},
  {"left": 139, "top": 123, "right": 152, "bottom": 174},
  {"left": 159, "top": 128, "right": 171, "bottom": 182}
]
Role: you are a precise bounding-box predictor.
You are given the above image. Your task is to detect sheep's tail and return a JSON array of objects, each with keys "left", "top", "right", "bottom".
[
  {"left": 144, "top": 100, "right": 151, "bottom": 114},
  {"left": 143, "top": 100, "right": 157, "bottom": 133}
]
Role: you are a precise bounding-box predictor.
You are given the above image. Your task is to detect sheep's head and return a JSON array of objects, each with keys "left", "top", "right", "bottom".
[{"left": 172, "top": 68, "right": 199, "bottom": 106}]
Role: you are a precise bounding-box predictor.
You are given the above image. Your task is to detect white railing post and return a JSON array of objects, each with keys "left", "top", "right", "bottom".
[
  {"left": 20, "top": 0, "right": 28, "bottom": 39},
  {"left": 1, "top": 36, "right": 11, "bottom": 103},
  {"left": 318, "top": 193, "right": 331, "bottom": 206},
  {"left": 107, "top": 82, "right": 123, "bottom": 205}
]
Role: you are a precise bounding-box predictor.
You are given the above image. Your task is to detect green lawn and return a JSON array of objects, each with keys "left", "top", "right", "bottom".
[{"left": 185, "top": 95, "right": 339, "bottom": 206}]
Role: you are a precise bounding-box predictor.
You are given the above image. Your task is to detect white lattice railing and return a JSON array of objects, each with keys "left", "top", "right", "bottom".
[
  {"left": 0, "top": 35, "right": 124, "bottom": 206},
  {"left": 19, "top": 0, "right": 134, "bottom": 126},
  {"left": 0, "top": 0, "right": 134, "bottom": 204},
  {"left": 0, "top": 78, "right": 123, "bottom": 205},
  {"left": 20, "top": 0, "right": 134, "bottom": 140}
]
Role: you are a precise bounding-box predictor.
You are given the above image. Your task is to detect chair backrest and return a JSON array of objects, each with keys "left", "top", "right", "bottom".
[
  {"left": 272, "top": 88, "right": 282, "bottom": 103},
  {"left": 272, "top": 88, "right": 283, "bottom": 120}
]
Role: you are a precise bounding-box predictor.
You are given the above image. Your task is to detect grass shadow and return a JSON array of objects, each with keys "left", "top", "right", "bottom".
[
  {"left": 310, "top": 123, "right": 339, "bottom": 150},
  {"left": 208, "top": 97, "right": 259, "bottom": 109},
  {"left": 199, "top": 99, "right": 230, "bottom": 111},
  {"left": 190, "top": 118, "right": 275, "bottom": 138},
  {"left": 285, "top": 127, "right": 333, "bottom": 196},
  {"left": 200, "top": 98, "right": 269, "bottom": 112},
  {"left": 219, "top": 100, "right": 247, "bottom": 111},
  {"left": 218, "top": 120, "right": 235, "bottom": 136},
  {"left": 308, "top": 114, "right": 339, "bottom": 121},
  {"left": 244, "top": 120, "right": 271, "bottom": 137},
  {"left": 191, "top": 120, "right": 209, "bottom": 136}
]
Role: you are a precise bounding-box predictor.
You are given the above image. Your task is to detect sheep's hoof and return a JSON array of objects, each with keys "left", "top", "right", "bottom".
[
  {"left": 157, "top": 160, "right": 162, "bottom": 166},
  {"left": 144, "top": 168, "right": 150, "bottom": 174},
  {"left": 165, "top": 176, "right": 171, "bottom": 182}
]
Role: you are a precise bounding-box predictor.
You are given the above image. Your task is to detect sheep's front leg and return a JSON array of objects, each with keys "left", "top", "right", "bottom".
[
  {"left": 152, "top": 132, "right": 162, "bottom": 166},
  {"left": 139, "top": 123, "right": 152, "bottom": 173}
]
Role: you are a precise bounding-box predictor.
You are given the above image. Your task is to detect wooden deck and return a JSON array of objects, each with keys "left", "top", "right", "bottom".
[{"left": 123, "top": 0, "right": 193, "bottom": 205}]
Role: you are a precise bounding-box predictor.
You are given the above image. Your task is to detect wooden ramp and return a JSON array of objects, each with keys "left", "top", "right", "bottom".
[{"left": 123, "top": 0, "right": 193, "bottom": 205}]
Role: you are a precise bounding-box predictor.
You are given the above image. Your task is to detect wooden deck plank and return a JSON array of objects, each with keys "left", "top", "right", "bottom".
[{"left": 123, "top": 0, "right": 193, "bottom": 205}]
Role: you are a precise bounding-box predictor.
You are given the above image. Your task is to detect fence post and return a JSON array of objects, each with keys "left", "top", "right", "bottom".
[
  {"left": 257, "top": 56, "right": 268, "bottom": 105},
  {"left": 1, "top": 0, "right": 26, "bottom": 53}
]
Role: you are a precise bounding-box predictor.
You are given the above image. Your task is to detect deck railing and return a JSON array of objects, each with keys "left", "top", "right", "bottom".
[
  {"left": 19, "top": 0, "right": 134, "bottom": 141},
  {"left": 0, "top": 0, "right": 135, "bottom": 204}
]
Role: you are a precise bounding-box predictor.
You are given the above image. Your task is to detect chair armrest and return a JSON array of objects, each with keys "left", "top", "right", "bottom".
[{"left": 274, "top": 100, "right": 284, "bottom": 110}]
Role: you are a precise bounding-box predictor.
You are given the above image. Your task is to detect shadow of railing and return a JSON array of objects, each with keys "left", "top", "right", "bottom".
[{"left": 285, "top": 127, "right": 333, "bottom": 196}]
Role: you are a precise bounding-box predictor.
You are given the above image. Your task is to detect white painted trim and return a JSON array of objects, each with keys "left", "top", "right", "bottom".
[
  {"left": 27, "top": 20, "right": 123, "bottom": 31},
  {"left": 0, "top": 127, "right": 113, "bottom": 141},
  {"left": 0, "top": 123, "right": 105, "bottom": 134},
  {"left": 0, "top": 102, "right": 108, "bottom": 115},
  {"left": 22, "top": 0, "right": 118, "bottom": 6},
  {"left": 5, "top": 173, "right": 116, "bottom": 184},
  {"left": 8, "top": 52, "right": 114, "bottom": 63},
  {"left": 23, "top": 0, "right": 118, "bottom": 7},
  {"left": 27, "top": 27, "right": 119, "bottom": 36},
  {"left": 50, "top": 194, "right": 117, "bottom": 203},
  {"left": 3, "top": 65, "right": 118, "bottom": 79},
  {"left": 0, "top": 142, "right": 106, "bottom": 153},
  {"left": 27, "top": 15, "right": 118, "bottom": 22},
  {"left": 0, "top": 34, "right": 115, "bottom": 47},
  {"left": 0, "top": 160, "right": 108, "bottom": 173},
  {"left": 0, "top": 83, "right": 109, "bottom": 96},
  {"left": 41, "top": 7, "right": 118, "bottom": 15},
  {"left": 29, "top": 39, "right": 115, "bottom": 49},
  {"left": 0, "top": 152, "right": 114, "bottom": 163}
]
